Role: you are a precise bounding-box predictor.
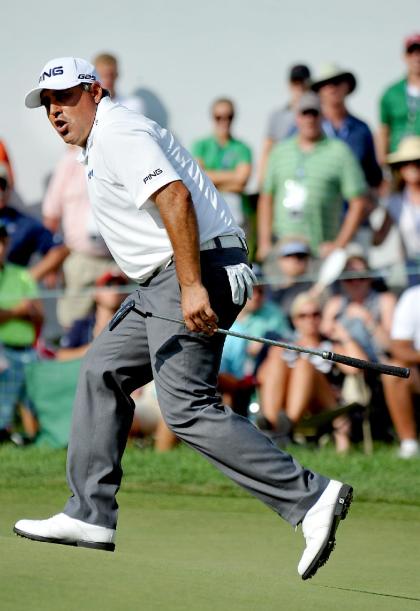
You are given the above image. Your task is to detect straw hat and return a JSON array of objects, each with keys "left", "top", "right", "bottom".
[
  {"left": 387, "top": 136, "right": 420, "bottom": 165},
  {"left": 311, "top": 63, "right": 356, "bottom": 94}
]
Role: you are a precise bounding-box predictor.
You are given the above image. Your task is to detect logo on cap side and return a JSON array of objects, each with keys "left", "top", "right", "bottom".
[
  {"left": 39, "top": 66, "right": 64, "bottom": 83},
  {"left": 78, "top": 73, "right": 96, "bottom": 81}
]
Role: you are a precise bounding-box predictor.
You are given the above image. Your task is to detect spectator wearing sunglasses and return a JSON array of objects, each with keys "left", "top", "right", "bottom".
[
  {"left": 377, "top": 34, "right": 420, "bottom": 164},
  {"left": 321, "top": 243, "right": 396, "bottom": 363},
  {"left": 257, "top": 92, "right": 368, "bottom": 261},
  {"left": 373, "top": 136, "right": 420, "bottom": 286},
  {"left": 192, "top": 98, "right": 252, "bottom": 231},
  {"left": 257, "top": 292, "right": 367, "bottom": 452}
]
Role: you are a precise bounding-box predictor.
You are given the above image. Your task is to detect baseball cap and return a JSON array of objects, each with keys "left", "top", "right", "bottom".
[
  {"left": 296, "top": 92, "right": 321, "bottom": 114},
  {"left": 95, "top": 270, "right": 128, "bottom": 287},
  {"left": 405, "top": 33, "right": 420, "bottom": 52},
  {"left": 289, "top": 64, "right": 311, "bottom": 83},
  {"left": 276, "top": 239, "right": 311, "bottom": 258},
  {"left": 25, "top": 57, "right": 98, "bottom": 109}
]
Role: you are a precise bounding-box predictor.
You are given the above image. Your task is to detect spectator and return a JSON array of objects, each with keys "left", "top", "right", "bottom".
[
  {"left": 0, "top": 163, "right": 69, "bottom": 282},
  {"left": 373, "top": 136, "right": 420, "bottom": 286},
  {"left": 378, "top": 33, "right": 420, "bottom": 164},
  {"left": 266, "top": 236, "right": 314, "bottom": 317},
  {"left": 93, "top": 52, "right": 145, "bottom": 114},
  {"left": 382, "top": 284, "right": 420, "bottom": 458},
  {"left": 219, "top": 272, "right": 292, "bottom": 414},
  {"left": 258, "top": 64, "right": 311, "bottom": 186},
  {"left": 312, "top": 63, "right": 382, "bottom": 189},
  {"left": 321, "top": 243, "right": 396, "bottom": 363},
  {"left": 0, "top": 140, "right": 14, "bottom": 188},
  {"left": 192, "top": 98, "right": 252, "bottom": 231},
  {"left": 256, "top": 292, "right": 367, "bottom": 452},
  {"left": 56, "top": 270, "right": 128, "bottom": 360},
  {"left": 0, "top": 221, "right": 43, "bottom": 442},
  {"left": 257, "top": 92, "right": 368, "bottom": 260},
  {"left": 43, "top": 146, "right": 115, "bottom": 328}
]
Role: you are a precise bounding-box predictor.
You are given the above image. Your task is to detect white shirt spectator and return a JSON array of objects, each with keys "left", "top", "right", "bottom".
[
  {"left": 391, "top": 285, "right": 420, "bottom": 350},
  {"left": 79, "top": 97, "right": 242, "bottom": 283}
]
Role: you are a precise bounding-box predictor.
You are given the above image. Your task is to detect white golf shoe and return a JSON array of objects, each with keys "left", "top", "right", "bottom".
[
  {"left": 298, "top": 480, "right": 353, "bottom": 580},
  {"left": 14, "top": 513, "right": 115, "bottom": 552}
]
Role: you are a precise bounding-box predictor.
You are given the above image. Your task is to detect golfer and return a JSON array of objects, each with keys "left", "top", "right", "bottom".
[{"left": 15, "top": 57, "right": 352, "bottom": 580}]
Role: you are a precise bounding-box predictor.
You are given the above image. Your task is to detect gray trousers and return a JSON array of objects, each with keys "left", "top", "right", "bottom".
[{"left": 64, "top": 247, "right": 328, "bottom": 529}]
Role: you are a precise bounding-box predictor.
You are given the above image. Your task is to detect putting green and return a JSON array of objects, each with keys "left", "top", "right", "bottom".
[{"left": 1, "top": 488, "right": 419, "bottom": 611}]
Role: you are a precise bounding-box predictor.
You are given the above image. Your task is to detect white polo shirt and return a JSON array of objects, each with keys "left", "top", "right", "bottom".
[
  {"left": 78, "top": 97, "right": 242, "bottom": 282},
  {"left": 391, "top": 286, "right": 420, "bottom": 350}
]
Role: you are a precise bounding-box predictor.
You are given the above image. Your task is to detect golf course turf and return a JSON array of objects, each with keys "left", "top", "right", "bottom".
[{"left": 1, "top": 444, "right": 419, "bottom": 610}]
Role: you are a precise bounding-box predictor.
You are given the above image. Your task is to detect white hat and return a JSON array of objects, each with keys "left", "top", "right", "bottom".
[
  {"left": 25, "top": 57, "right": 98, "bottom": 109},
  {"left": 311, "top": 63, "right": 357, "bottom": 94},
  {"left": 386, "top": 136, "right": 420, "bottom": 165}
]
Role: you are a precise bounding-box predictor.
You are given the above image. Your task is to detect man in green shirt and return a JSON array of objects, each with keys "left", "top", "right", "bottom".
[
  {"left": 192, "top": 98, "right": 252, "bottom": 230},
  {"left": 378, "top": 33, "right": 420, "bottom": 164},
  {"left": 257, "top": 92, "right": 367, "bottom": 259},
  {"left": 0, "top": 222, "right": 43, "bottom": 440}
]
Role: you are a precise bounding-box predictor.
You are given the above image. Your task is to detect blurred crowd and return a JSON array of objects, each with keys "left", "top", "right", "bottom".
[{"left": 1, "top": 35, "right": 420, "bottom": 458}]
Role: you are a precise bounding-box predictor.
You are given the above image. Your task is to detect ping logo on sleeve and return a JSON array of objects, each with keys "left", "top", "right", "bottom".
[{"left": 143, "top": 169, "right": 163, "bottom": 184}]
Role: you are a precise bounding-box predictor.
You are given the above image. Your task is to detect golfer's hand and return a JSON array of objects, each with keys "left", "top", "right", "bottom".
[{"left": 181, "top": 284, "right": 218, "bottom": 335}]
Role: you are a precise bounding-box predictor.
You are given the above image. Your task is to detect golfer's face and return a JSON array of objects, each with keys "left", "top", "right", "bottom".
[{"left": 40, "top": 85, "right": 97, "bottom": 147}]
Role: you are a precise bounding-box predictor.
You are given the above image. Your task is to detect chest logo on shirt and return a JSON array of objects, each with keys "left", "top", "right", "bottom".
[
  {"left": 88, "top": 169, "right": 94, "bottom": 180},
  {"left": 143, "top": 168, "right": 162, "bottom": 184}
]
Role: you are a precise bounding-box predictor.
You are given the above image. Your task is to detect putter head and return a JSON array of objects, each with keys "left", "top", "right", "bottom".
[{"left": 109, "top": 299, "right": 136, "bottom": 331}]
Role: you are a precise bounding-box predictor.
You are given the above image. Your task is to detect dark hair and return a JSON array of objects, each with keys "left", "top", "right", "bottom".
[{"left": 211, "top": 98, "right": 235, "bottom": 116}]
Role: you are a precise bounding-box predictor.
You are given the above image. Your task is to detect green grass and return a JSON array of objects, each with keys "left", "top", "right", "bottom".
[{"left": 1, "top": 443, "right": 420, "bottom": 610}]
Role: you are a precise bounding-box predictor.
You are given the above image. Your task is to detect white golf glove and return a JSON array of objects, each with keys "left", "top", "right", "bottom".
[{"left": 224, "top": 263, "right": 258, "bottom": 305}]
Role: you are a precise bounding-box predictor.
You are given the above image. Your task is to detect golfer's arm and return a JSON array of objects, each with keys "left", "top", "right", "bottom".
[
  {"left": 333, "top": 196, "right": 366, "bottom": 249},
  {"left": 152, "top": 180, "right": 202, "bottom": 288}
]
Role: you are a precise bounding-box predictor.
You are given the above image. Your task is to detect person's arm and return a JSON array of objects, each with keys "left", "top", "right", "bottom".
[
  {"left": 43, "top": 216, "right": 60, "bottom": 233},
  {"left": 319, "top": 195, "right": 367, "bottom": 258},
  {"left": 205, "top": 162, "right": 251, "bottom": 193},
  {"left": 372, "top": 209, "right": 393, "bottom": 245},
  {"left": 376, "top": 124, "right": 390, "bottom": 167},
  {"left": 390, "top": 339, "right": 420, "bottom": 365},
  {"left": 0, "top": 298, "right": 43, "bottom": 325},
  {"left": 29, "top": 244, "right": 70, "bottom": 282},
  {"left": 151, "top": 180, "right": 218, "bottom": 334},
  {"left": 331, "top": 321, "right": 369, "bottom": 375},
  {"left": 56, "top": 344, "right": 90, "bottom": 361},
  {"left": 257, "top": 138, "right": 275, "bottom": 188},
  {"left": 256, "top": 192, "right": 274, "bottom": 261}
]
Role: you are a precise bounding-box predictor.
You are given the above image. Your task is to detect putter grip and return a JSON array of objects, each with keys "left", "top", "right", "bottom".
[{"left": 324, "top": 352, "right": 410, "bottom": 378}]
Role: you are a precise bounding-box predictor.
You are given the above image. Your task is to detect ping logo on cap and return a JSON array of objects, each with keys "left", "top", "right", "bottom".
[{"left": 39, "top": 66, "right": 64, "bottom": 83}]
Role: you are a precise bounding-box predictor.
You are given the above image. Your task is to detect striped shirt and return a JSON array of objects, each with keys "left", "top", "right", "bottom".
[{"left": 263, "top": 136, "right": 367, "bottom": 254}]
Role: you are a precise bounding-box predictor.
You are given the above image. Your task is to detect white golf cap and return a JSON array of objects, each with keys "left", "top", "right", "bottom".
[{"left": 25, "top": 57, "right": 98, "bottom": 109}]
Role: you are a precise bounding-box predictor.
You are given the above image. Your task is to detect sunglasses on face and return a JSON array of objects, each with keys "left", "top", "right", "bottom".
[
  {"left": 301, "top": 109, "right": 320, "bottom": 117},
  {"left": 399, "top": 160, "right": 420, "bottom": 168},
  {"left": 296, "top": 311, "right": 321, "bottom": 319},
  {"left": 407, "top": 44, "right": 420, "bottom": 54},
  {"left": 214, "top": 114, "right": 234, "bottom": 122}
]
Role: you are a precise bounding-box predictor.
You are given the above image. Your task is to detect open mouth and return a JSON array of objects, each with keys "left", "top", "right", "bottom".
[{"left": 54, "top": 119, "right": 69, "bottom": 136}]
